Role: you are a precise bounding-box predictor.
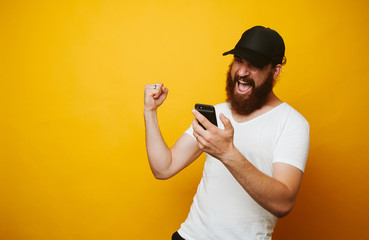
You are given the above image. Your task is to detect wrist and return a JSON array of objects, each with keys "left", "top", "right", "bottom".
[
  {"left": 144, "top": 108, "right": 158, "bottom": 121},
  {"left": 144, "top": 107, "right": 157, "bottom": 114},
  {"left": 221, "top": 145, "right": 242, "bottom": 165}
]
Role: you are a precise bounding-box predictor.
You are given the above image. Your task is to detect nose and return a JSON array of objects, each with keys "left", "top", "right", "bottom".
[{"left": 237, "top": 63, "right": 250, "bottom": 78}]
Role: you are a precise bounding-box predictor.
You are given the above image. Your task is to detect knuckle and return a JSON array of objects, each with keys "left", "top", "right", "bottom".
[
  {"left": 199, "top": 114, "right": 206, "bottom": 121},
  {"left": 209, "top": 128, "right": 217, "bottom": 134},
  {"left": 204, "top": 136, "right": 211, "bottom": 142}
]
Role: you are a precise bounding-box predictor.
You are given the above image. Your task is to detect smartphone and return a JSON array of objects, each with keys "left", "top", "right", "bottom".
[{"left": 195, "top": 103, "right": 218, "bottom": 129}]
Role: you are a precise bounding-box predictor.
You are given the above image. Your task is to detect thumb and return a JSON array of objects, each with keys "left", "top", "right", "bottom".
[
  {"left": 162, "top": 86, "right": 169, "bottom": 96},
  {"left": 159, "top": 87, "right": 169, "bottom": 100},
  {"left": 220, "top": 113, "right": 233, "bottom": 131}
]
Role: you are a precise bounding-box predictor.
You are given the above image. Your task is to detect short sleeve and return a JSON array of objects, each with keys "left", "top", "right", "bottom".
[
  {"left": 273, "top": 118, "right": 310, "bottom": 172},
  {"left": 185, "top": 124, "right": 196, "bottom": 140}
]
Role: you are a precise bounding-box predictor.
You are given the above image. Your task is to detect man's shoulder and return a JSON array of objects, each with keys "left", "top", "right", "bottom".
[
  {"left": 213, "top": 102, "right": 232, "bottom": 118},
  {"left": 214, "top": 102, "right": 230, "bottom": 111},
  {"left": 279, "top": 103, "right": 309, "bottom": 127}
]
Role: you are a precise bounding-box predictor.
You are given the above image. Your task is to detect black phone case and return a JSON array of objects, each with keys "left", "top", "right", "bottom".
[{"left": 195, "top": 104, "right": 218, "bottom": 129}]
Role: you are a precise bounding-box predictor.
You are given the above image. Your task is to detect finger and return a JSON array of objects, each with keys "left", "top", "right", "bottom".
[
  {"left": 192, "top": 118, "right": 206, "bottom": 138},
  {"left": 192, "top": 118, "right": 202, "bottom": 134},
  {"left": 193, "top": 131, "right": 199, "bottom": 141},
  {"left": 192, "top": 109, "right": 215, "bottom": 131},
  {"left": 151, "top": 83, "right": 163, "bottom": 89},
  {"left": 192, "top": 125, "right": 206, "bottom": 149},
  {"left": 145, "top": 83, "right": 161, "bottom": 90},
  {"left": 144, "top": 84, "right": 158, "bottom": 100},
  {"left": 220, "top": 113, "right": 233, "bottom": 131},
  {"left": 160, "top": 84, "right": 167, "bottom": 91},
  {"left": 145, "top": 83, "right": 162, "bottom": 93},
  {"left": 152, "top": 83, "right": 164, "bottom": 98},
  {"left": 161, "top": 87, "right": 169, "bottom": 98}
]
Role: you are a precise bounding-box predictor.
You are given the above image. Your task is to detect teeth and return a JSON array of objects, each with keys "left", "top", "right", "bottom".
[{"left": 238, "top": 80, "right": 248, "bottom": 84}]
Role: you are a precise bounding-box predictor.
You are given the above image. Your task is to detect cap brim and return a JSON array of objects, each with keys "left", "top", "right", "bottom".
[{"left": 223, "top": 48, "right": 270, "bottom": 68}]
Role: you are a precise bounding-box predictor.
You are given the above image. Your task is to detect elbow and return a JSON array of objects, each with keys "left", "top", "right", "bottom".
[
  {"left": 152, "top": 170, "right": 174, "bottom": 180},
  {"left": 274, "top": 209, "right": 291, "bottom": 218},
  {"left": 149, "top": 161, "right": 174, "bottom": 180},
  {"left": 273, "top": 201, "right": 295, "bottom": 218},
  {"left": 153, "top": 174, "right": 170, "bottom": 180}
]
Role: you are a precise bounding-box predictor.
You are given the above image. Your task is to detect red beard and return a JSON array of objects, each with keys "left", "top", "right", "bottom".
[{"left": 226, "top": 64, "right": 275, "bottom": 115}]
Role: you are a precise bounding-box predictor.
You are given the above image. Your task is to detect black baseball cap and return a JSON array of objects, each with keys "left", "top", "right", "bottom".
[{"left": 223, "top": 26, "right": 285, "bottom": 68}]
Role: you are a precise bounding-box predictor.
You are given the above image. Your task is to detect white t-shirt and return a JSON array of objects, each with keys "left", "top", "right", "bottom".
[{"left": 178, "top": 102, "right": 310, "bottom": 240}]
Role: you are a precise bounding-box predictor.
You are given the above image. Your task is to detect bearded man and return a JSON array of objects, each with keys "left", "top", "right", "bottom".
[{"left": 144, "top": 26, "right": 310, "bottom": 240}]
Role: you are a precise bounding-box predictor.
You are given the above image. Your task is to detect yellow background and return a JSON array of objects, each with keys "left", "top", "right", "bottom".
[{"left": 1, "top": 0, "right": 368, "bottom": 239}]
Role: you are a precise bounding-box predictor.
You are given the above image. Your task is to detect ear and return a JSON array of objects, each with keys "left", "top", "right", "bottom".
[{"left": 273, "top": 64, "right": 282, "bottom": 79}]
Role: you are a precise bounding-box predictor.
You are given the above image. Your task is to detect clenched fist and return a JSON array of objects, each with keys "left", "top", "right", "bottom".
[{"left": 144, "top": 83, "right": 169, "bottom": 112}]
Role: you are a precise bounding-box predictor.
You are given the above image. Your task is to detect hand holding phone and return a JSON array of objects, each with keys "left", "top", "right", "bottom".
[{"left": 195, "top": 104, "right": 217, "bottom": 130}]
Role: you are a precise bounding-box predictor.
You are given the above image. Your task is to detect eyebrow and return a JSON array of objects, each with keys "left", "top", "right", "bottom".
[
  {"left": 233, "top": 56, "right": 244, "bottom": 63},
  {"left": 233, "top": 56, "right": 262, "bottom": 69}
]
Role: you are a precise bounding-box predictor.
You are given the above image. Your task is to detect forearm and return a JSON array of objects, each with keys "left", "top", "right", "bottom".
[
  {"left": 144, "top": 110, "right": 172, "bottom": 179},
  {"left": 221, "top": 148, "right": 295, "bottom": 218},
  {"left": 191, "top": 111, "right": 302, "bottom": 217}
]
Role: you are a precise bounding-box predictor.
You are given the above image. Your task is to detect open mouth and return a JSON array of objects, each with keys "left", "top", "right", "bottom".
[{"left": 236, "top": 79, "right": 253, "bottom": 94}]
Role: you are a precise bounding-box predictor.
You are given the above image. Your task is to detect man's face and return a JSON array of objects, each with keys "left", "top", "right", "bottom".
[{"left": 226, "top": 56, "right": 276, "bottom": 115}]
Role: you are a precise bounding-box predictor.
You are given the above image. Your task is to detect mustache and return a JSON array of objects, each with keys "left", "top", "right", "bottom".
[{"left": 234, "top": 74, "right": 255, "bottom": 88}]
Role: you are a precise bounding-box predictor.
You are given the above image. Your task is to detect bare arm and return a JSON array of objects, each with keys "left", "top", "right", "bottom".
[
  {"left": 144, "top": 83, "right": 202, "bottom": 179},
  {"left": 192, "top": 110, "right": 303, "bottom": 217},
  {"left": 219, "top": 148, "right": 302, "bottom": 218}
]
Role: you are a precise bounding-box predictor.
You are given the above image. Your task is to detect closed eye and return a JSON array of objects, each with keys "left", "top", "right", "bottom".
[{"left": 234, "top": 56, "right": 243, "bottom": 63}]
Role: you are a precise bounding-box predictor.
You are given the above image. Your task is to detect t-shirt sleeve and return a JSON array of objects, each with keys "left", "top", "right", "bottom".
[
  {"left": 185, "top": 124, "right": 196, "bottom": 139},
  {"left": 273, "top": 115, "right": 310, "bottom": 172}
]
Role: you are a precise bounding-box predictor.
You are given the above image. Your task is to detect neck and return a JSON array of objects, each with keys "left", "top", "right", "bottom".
[{"left": 231, "top": 91, "right": 283, "bottom": 123}]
